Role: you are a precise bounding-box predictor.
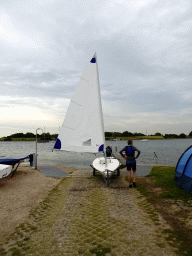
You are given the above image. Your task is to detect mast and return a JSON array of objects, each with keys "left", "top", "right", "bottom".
[{"left": 95, "top": 53, "right": 107, "bottom": 166}]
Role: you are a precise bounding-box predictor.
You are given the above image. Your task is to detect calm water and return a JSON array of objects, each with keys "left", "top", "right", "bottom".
[{"left": 0, "top": 139, "right": 191, "bottom": 169}]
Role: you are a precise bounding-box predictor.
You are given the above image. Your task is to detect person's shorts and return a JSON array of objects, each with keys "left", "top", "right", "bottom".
[{"left": 126, "top": 159, "right": 136, "bottom": 171}]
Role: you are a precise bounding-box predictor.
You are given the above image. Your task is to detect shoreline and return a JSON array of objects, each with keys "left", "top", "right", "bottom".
[{"left": 0, "top": 136, "right": 191, "bottom": 141}]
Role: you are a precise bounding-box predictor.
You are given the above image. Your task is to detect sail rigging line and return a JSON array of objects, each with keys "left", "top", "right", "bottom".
[
  {"left": 62, "top": 125, "right": 74, "bottom": 130},
  {"left": 81, "top": 77, "right": 89, "bottom": 82},
  {"left": 71, "top": 100, "right": 82, "bottom": 106}
]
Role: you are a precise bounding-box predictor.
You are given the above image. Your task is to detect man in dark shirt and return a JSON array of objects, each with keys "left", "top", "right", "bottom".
[
  {"left": 119, "top": 140, "right": 140, "bottom": 188},
  {"left": 106, "top": 146, "right": 112, "bottom": 157}
]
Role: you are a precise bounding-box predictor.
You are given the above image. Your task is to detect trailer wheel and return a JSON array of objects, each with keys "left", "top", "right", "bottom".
[
  {"left": 117, "top": 168, "right": 120, "bottom": 176},
  {"left": 93, "top": 169, "right": 96, "bottom": 176}
]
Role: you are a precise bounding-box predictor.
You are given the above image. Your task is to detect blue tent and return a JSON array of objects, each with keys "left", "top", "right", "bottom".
[{"left": 175, "top": 145, "right": 192, "bottom": 193}]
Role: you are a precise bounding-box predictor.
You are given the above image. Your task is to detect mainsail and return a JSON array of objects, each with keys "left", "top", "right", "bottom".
[{"left": 54, "top": 53, "right": 105, "bottom": 153}]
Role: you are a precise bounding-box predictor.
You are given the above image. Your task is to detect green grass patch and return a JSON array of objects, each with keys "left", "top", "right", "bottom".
[
  {"left": 15, "top": 241, "right": 24, "bottom": 247},
  {"left": 9, "top": 247, "right": 22, "bottom": 256},
  {"left": 89, "top": 244, "right": 111, "bottom": 256},
  {"left": 23, "top": 237, "right": 30, "bottom": 241},
  {"left": 146, "top": 166, "right": 192, "bottom": 203},
  {"left": 163, "top": 229, "right": 192, "bottom": 255},
  {"left": 22, "top": 246, "right": 30, "bottom": 251},
  {"left": 136, "top": 165, "right": 192, "bottom": 255},
  {"left": 0, "top": 248, "right": 7, "bottom": 255}
]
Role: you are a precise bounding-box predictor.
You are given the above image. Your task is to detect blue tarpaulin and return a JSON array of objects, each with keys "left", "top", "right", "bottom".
[
  {"left": 0, "top": 156, "right": 29, "bottom": 166},
  {"left": 0, "top": 155, "right": 30, "bottom": 178}
]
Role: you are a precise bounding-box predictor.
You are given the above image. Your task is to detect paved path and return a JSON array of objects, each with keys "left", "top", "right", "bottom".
[
  {"left": 3, "top": 172, "right": 176, "bottom": 256},
  {"left": 37, "top": 164, "right": 153, "bottom": 178}
]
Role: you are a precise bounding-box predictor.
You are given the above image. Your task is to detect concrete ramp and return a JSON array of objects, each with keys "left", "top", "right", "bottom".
[
  {"left": 112, "top": 151, "right": 153, "bottom": 176},
  {"left": 38, "top": 165, "right": 68, "bottom": 178},
  {"left": 135, "top": 164, "right": 153, "bottom": 176}
]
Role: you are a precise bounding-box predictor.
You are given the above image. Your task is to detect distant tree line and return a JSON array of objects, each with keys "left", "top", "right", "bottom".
[
  {"left": 164, "top": 133, "right": 191, "bottom": 139},
  {"left": 1, "top": 131, "right": 192, "bottom": 141},
  {"left": 3, "top": 132, "right": 58, "bottom": 141},
  {"left": 105, "top": 131, "right": 163, "bottom": 137},
  {"left": 105, "top": 131, "right": 146, "bottom": 137},
  {"left": 105, "top": 131, "right": 192, "bottom": 138}
]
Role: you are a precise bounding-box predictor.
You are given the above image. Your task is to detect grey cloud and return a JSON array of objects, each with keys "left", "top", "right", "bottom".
[{"left": 0, "top": 0, "right": 192, "bottom": 136}]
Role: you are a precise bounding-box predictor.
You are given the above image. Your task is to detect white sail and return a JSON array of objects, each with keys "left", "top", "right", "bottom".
[{"left": 54, "top": 53, "right": 105, "bottom": 153}]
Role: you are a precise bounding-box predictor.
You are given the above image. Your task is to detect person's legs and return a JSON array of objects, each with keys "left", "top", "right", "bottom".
[
  {"left": 133, "top": 170, "right": 136, "bottom": 187},
  {"left": 127, "top": 170, "right": 132, "bottom": 187},
  {"left": 133, "top": 170, "right": 136, "bottom": 182},
  {"left": 126, "top": 161, "right": 132, "bottom": 188},
  {"left": 132, "top": 161, "right": 136, "bottom": 187}
]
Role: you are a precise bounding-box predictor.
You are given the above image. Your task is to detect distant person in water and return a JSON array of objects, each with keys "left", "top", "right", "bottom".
[
  {"left": 119, "top": 140, "right": 140, "bottom": 188},
  {"left": 106, "top": 146, "right": 112, "bottom": 157}
]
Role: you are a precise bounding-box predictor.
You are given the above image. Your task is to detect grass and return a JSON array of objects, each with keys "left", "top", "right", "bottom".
[
  {"left": 89, "top": 244, "right": 111, "bottom": 256},
  {"left": 136, "top": 166, "right": 192, "bottom": 256},
  {"left": 146, "top": 166, "right": 192, "bottom": 203}
]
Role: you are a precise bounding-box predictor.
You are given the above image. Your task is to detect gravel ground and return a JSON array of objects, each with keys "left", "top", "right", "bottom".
[
  {"left": 0, "top": 166, "right": 60, "bottom": 247},
  {"left": 1, "top": 166, "right": 177, "bottom": 256}
]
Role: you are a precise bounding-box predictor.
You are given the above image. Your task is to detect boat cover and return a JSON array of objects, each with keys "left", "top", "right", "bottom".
[{"left": 0, "top": 156, "right": 29, "bottom": 166}]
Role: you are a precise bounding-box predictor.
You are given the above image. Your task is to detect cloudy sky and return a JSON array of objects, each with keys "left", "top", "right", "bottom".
[{"left": 0, "top": 0, "right": 192, "bottom": 137}]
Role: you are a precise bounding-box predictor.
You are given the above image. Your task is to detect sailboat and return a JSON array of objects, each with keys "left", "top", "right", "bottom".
[{"left": 54, "top": 53, "right": 120, "bottom": 185}]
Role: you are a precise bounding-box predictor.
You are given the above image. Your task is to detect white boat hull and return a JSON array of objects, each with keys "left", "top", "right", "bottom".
[
  {"left": 0, "top": 164, "right": 12, "bottom": 179},
  {"left": 92, "top": 157, "right": 121, "bottom": 178}
]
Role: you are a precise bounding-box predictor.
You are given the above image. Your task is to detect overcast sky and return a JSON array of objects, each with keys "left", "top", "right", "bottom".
[{"left": 0, "top": 0, "right": 192, "bottom": 137}]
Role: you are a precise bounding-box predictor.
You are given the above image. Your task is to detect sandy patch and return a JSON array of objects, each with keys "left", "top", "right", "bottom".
[{"left": 0, "top": 166, "right": 61, "bottom": 245}]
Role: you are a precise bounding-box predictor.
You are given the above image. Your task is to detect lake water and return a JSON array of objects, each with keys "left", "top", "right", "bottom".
[{"left": 0, "top": 139, "right": 191, "bottom": 169}]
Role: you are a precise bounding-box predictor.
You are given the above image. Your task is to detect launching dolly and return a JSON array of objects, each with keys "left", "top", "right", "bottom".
[{"left": 90, "top": 157, "right": 121, "bottom": 186}]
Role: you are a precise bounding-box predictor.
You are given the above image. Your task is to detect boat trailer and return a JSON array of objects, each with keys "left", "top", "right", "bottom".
[{"left": 90, "top": 165, "right": 120, "bottom": 186}]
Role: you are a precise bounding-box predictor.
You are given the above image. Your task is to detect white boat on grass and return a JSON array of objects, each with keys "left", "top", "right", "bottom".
[{"left": 54, "top": 53, "right": 120, "bottom": 185}]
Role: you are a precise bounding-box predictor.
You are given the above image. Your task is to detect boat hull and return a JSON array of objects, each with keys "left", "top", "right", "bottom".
[
  {"left": 92, "top": 157, "right": 120, "bottom": 178},
  {"left": 0, "top": 164, "right": 12, "bottom": 179}
]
